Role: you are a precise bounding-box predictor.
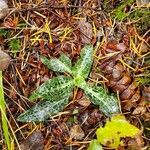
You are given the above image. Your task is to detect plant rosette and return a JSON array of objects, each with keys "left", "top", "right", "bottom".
[{"left": 17, "top": 45, "right": 120, "bottom": 122}]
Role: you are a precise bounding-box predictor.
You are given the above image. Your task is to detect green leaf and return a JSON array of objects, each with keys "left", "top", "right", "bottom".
[
  {"left": 88, "top": 140, "right": 103, "bottom": 150},
  {"left": 135, "top": 76, "right": 150, "bottom": 86},
  {"left": 72, "top": 44, "right": 93, "bottom": 79},
  {"left": 83, "top": 84, "right": 120, "bottom": 116},
  {"left": 29, "top": 76, "right": 74, "bottom": 101},
  {"left": 96, "top": 115, "right": 140, "bottom": 149},
  {"left": 0, "top": 29, "right": 8, "bottom": 37},
  {"left": 17, "top": 98, "right": 68, "bottom": 122},
  {"left": 41, "top": 53, "right": 72, "bottom": 74},
  {"left": 73, "top": 76, "right": 86, "bottom": 89},
  {"left": 9, "top": 39, "right": 21, "bottom": 54},
  {"left": 111, "top": 0, "right": 134, "bottom": 21},
  {"left": 0, "top": 71, "right": 11, "bottom": 150}
]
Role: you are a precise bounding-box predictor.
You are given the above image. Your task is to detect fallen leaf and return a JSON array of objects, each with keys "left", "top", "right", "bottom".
[
  {"left": 96, "top": 115, "right": 141, "bottom": 149},
  {"left": 127, "top": 133, "right": 144, "bottom": 150},
  {"left": 0, "top": 49, "right": 10, "bottom": 70},
  {"left": 132, "top": 101, "right": 146, "bottom": 115},
  {"left": 78, "top": 18, "right": 93, "bottom": 44},
  {"left": 77, "top": 95, "right": 91, "bottom": 107},
  {"left": 88, "top": 139, "right": 103, "bottom": 150},
  {"left": 70, "top": 124, "right": 85, "bottom": 140},
  {"left": 20, "top": 131, "right": 44, "bottom": 150},
  {"left": 143, "top": 86, "right": 150, "bottom": 102},
  {"left": 79, "top": 109, "right": 102, "bottom": 128}
]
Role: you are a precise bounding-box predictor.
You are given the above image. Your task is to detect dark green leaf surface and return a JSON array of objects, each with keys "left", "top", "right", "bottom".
[
  {"left": 29, "top": 76, "right": 74, "bottom": 101},
  {"left": 41, "top": 53, "right": 72, "bottom": 74},
  {"left": 72, "top": 45, "right": 93, "bottom": 79},
  {"left": 17, "top": 98, "right": 68, "bottom": 122},
  {"left": 84, "top": 85, "right": 120, "bottom": 116}
]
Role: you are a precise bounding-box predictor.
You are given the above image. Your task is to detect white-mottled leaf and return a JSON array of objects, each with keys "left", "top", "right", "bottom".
[
  {"left": 41, "top": 53, "right": 72, "bottom": 74},
  {"left": 72, "top": 44, "right": 93, "bottom": 79},
  {"left": 83, "top": 84, "right": 120, "bottom": 116},
  {"left": 17, "top": 98, "right": 68, "bottom": 122},
  {"left": 29, "top": 76, "right": 74, "bottom": 101}
]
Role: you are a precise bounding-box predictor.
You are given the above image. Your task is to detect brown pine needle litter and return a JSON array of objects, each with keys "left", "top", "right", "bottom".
[{"left": 0, "top": 0, "right": 150, "bottom": 149}]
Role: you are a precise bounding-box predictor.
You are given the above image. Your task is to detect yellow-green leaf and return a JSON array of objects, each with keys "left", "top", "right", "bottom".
[
  {"left": 88, "top": 140, "right": 103, "bottom": 150},
  {"left": 96, "top": 115, "right": 140, "bottom": 149}
]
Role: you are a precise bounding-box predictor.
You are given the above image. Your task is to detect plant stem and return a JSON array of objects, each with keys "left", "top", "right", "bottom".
[{"left": 0, "top": 71, "right": 11, "bottom": 150}]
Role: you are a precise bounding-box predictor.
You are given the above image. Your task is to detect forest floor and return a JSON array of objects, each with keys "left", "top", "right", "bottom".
[{"left": 0, "top": 0, "right": 150, "bottom": 150}]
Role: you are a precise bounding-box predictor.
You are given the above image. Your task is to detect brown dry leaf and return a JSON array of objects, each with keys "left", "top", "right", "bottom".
[
  {"left": 132, "top": 101, "right": 146, "bottom": 115},
  {"left": 77, "top": 95, "right": 91, "bottom": 107},
  {"left": 127, "top": 132, "right": 144, "bottom": 150},
  {"left": 139, "top": 42, "right": 149, "bottom": 53},
  {"left": 20, "top": 131, "right": 44, "bottom": 150},
  {"left": 0, "top": 49, "right": 10, "bottom": 70},
  {"left": 76, "top": 89, "right": 84, "bottom": 100},
  {"left": 0, "top": 0, "right": 9, "bottom": 19},
  {"left": 78, "top": 18, "right": 93, "bottom": 44},
  {"left": 143, "top": 87, "right": 150, "bottom": 102},
  {"left": 70, "top": 125, "right": 85, "bottom": 140},
  {"left": 79, "top": 109, "right": 102, "bottom": 128}
]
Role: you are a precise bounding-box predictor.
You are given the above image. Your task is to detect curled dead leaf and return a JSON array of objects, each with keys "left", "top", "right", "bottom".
[{"left": 0, "top": 49, "right": 10, "bottom": 70}]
